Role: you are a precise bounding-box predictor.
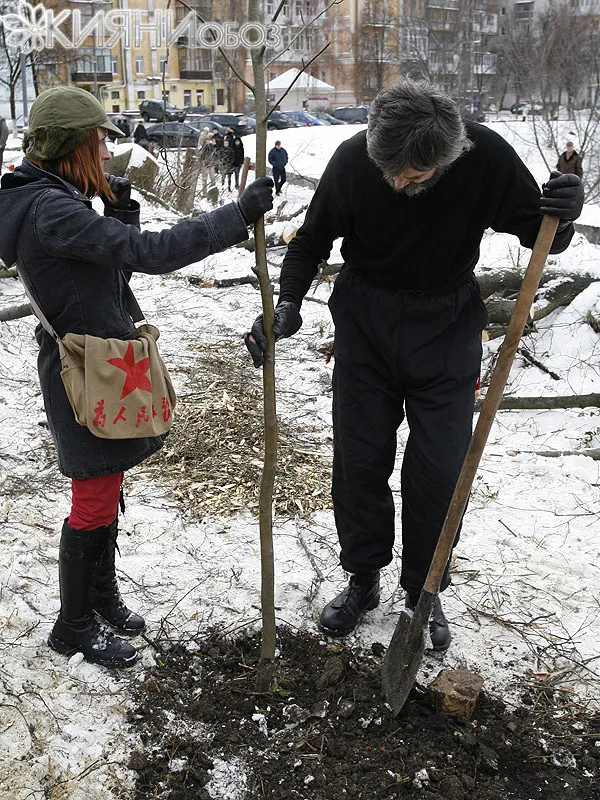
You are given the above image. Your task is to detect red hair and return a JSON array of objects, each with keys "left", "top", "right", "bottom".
[{"left": 32, "top": 130, "right": 114, "bottom": 199}]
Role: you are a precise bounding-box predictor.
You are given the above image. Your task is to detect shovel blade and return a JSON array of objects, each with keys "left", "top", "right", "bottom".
[{"left": 381, "top": 592, "right": 434, "bottom": 716}]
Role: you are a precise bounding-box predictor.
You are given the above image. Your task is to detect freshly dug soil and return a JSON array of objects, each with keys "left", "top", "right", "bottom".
[{"left": 128, "top": 628, "right": 599, "bottom": 800}]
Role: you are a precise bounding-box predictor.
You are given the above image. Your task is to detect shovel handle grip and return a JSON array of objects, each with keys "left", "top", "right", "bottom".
[{"left": 424, "top": 215, "right": 560, "bottom": 595}]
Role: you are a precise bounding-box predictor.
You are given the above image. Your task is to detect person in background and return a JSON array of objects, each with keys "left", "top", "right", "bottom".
[
  {"left": 223, "top": 127, "right": 235, "bottom": 147},
  {"left": 133, "top": 120, "right": 148, "bottom": 146},
  {"left": 0, "top": 114, "right": 9, "bottom": 171},
  {"left": 556, "top": 141, "right": 583, "bottom": 179},
  {"left": 245, "top": 79, "right": 583, "bottom": 652},
  {"left": 0, "top": 87, "right": 273, "bottom": 669},
  {"left": 232, "top": 136, "right": 245, "bottom": 191},
  {"left": 268, "top": 139, "right": 288, "bottom": 195},
  {"left": 220, "top": 138, "right": 235, "bottom": 191}
]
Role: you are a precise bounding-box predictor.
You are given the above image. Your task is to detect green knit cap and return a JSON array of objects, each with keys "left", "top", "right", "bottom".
[{"left": 23, "top": 86, "right": 125, "bottom": 161}]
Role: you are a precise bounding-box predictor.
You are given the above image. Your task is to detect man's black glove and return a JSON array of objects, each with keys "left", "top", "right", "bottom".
[
  {"left": 244, "top": 301, "right": 302, "bottom": 367},
  {"left": 238, "top": 176, "right": 274, "bottom": 224},
  {"left": 102, "top": 174, "right": 132, "bottom": 210},
  {"left": 540, "top": 170, "right": 584, "bottom": 221}
]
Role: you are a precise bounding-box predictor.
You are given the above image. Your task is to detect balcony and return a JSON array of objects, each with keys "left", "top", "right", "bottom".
[
  {"left": 179, "top": 69, "right": 212, "bottom": 80},
  {"left": 427, "top": 0, "right": 459, "bottom": 8},
  {"left": 71, "top": 71, "right": 112, "bottom": 83}
]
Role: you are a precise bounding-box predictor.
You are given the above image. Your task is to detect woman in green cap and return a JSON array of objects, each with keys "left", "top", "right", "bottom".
[{"left": 0, "top": 86, "right": 273, "bottom": 668}]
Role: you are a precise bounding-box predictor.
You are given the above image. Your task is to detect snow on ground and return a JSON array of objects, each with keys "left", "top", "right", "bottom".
[{"left": 1, "top": 121, "right": 600, "bottom": 799}]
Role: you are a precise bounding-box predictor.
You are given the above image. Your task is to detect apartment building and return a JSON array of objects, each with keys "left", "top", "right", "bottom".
[{"left": 34, "top": 0, "right": 239, "bottom": 113}]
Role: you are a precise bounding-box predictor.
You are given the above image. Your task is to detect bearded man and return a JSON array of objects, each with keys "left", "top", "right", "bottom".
[{"left": 245, "top": 79, "right": 583, "bottom": 650}]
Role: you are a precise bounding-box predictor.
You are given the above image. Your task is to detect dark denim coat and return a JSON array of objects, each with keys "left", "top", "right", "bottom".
[{"left": 0, "top": 159, "right": 249, "bottom": 478}]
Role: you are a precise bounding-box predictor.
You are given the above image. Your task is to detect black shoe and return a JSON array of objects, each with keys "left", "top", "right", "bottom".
[
  {"left": 406, "top": 594, "right": 451, "bottom": 652},
  {"left": 318, "top": 571, "right": 380, "bottom": 637},
  {"left": 48, "top": 521, "right": 138, "bottom": 668},
  {"left": 92, "top": 520, "right": 146, "bottom": 636}
]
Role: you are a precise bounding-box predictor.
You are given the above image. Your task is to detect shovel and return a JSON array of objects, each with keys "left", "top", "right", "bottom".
[{"left": 381, "top": 215, "right": 560, "bottom": 716}]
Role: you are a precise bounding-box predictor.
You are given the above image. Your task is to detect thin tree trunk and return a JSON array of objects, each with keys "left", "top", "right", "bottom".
[{"left": 249, "top": 0, "right": 277, "bottom": 694}]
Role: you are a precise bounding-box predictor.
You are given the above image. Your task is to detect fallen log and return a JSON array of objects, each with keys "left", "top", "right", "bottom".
[
  {"left": 475, "top": 393, "right": 600, "bottom": 411},
  {"left": 0, "top": 302, "right": 32, "bottom": 321},
  {"left": 476, "top": 266, "right": 599, "bottom": 299},
  {"left": 507, "top": 447, "right": 600, "bottom": 460}
]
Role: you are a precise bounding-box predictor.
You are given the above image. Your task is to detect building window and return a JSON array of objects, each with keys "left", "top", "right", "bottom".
[
  {"left": 137, "top": 90, "right": 146, "bottom": 99},
  {"left": 196, "top": 89, "right": 204, "bottom": 104},
  {"left": 111, "top": 56, "right": 118, "bottom": 75},
  {"left": 135, "top": 56, "right": 144, "bottom": 74},
  {"left": 160, "top": 56, "right": 168, "bottom": 76},
  {"left": 112, "top": 104, "right": 120, "bottom": 112},
  {"left": 183, "top": 89, "right": 191, "bottom": 106},
  {"left": 111, "top": 90, "right": 120, "bottom": 99},
  {"left": 217, "top": 88, "right": 225, "bottom": 105}
]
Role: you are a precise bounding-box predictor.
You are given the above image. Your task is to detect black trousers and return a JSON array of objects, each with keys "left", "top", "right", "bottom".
[
  {"left": 329, "top": 269, "right": 487, "bottom": 597},
  {"left": 272, "top": 166, "right": 286, "bottom": 193}
]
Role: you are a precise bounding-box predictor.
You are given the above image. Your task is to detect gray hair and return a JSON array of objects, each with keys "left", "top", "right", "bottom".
[{"left": 367, "top": 79, "right": 472, "bottom": 177}]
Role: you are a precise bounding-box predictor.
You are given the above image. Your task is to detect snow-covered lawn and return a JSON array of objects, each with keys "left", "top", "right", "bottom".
[{"left": 1, "top": 122, "right": 600, "bottom": 799}]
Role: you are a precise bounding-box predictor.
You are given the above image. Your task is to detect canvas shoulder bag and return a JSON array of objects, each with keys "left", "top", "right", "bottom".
[{"left": 18, "top": 270, "right": 176, "bottom": 440}]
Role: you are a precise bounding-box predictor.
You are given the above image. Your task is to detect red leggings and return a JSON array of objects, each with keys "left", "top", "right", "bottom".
[{"left": 69, "top": 472, "right": 124, "bottom": 531}]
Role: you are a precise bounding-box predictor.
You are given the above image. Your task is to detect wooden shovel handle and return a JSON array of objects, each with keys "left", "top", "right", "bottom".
[{"left": 423, "top": 215, "right": 560, "bottom": 594}]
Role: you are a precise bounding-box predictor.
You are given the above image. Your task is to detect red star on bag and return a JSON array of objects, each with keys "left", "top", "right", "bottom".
[{"left": 107, "top": 342, "right": 152, "bottom": 400}]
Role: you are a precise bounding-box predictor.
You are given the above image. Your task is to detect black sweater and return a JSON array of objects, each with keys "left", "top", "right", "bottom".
[{"left": 279, "top": 124, "right": 573, "bottom": 305}]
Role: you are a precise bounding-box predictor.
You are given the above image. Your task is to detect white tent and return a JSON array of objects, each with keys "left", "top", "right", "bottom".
[{"left": 266, "top": 68, "right": 335, "bottom": 111}]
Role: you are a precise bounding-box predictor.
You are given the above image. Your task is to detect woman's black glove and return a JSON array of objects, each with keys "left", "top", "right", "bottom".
[
  {"left": 102, "top": 174, "right": 132, "bottom": 210},
  {"left": 540, "top": 171, "right": 584, "bottom": 221},
  {"left": 244, "top": 301, "right": 302, "bottom": 367},
  {"left": 238, "top": 176, "right": 274, "bottom": 224}
]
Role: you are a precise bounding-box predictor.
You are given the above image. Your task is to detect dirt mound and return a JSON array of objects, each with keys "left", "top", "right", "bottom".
[{"left": 128, "top": 628, "right": 599, "bottom": 800}]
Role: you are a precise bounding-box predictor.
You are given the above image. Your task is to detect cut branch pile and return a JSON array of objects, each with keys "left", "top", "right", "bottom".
[{"left": 147, "top": 346, "right": 331, "bottom": 518}]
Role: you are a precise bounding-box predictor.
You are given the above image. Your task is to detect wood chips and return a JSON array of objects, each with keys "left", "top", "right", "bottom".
[{"left": 148, "top": 346, "right": 332, "bottom": 518}]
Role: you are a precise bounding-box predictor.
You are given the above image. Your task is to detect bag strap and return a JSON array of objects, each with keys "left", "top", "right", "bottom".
[
  {"left": 16, "top": 265, "right": 66, "bottom": 357},
  {"left": 123, "top": 278, "right": 146, "bottom": 324},
  {"left": 16, "top": 267, "right": 147, "bottom": 356}
]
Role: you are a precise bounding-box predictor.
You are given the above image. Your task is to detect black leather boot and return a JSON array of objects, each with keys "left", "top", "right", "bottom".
[
  {"left": 48, "top": 521, "right": 138, "bottom": 668},
  {"left": 406, "top": 593, "right": 451, "bottom": 652},
  {"left": 92, "top": 520, "right": 145, "bottom": 636},
  {"left": 318, "top": 571, "right": 380, "bottom": 637}
]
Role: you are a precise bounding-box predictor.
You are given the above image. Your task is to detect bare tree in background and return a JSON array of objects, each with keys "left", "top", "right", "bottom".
[{"left": 504, "top": 4, "right": 600, "bottom": 201}]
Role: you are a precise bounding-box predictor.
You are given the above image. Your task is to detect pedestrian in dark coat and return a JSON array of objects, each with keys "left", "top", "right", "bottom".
[
  {"left": 246, "top": 79, "right": 583, "bottom": 651},
  {"left": 556, "top": 141, "right": 583, "bottom": 179},
  {"left": 232, "top": 136, "right": 245, "bottom": 189},
  {"left": 223, "top": 127, "right": 236, "bottom": 147},
  {"left": 220, "top": 138, "right": 235, "bottom": 190},
  {"left": 0, "top": 114, "right": 8, "bottom": 170},
  {"left": 268, "top": 140, "right": 288, "bottom": 194},
  {"left": 133, "top": 121, "right": 148, "bottom": 144},
  {"left": 0, "top": 86, "right": 274, "bottom": 669}
]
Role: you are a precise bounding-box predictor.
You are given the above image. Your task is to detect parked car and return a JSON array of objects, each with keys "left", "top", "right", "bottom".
[
  {"left": 331, "top": 105, "right": 369, "bottom": 124},
  {"left": 187, "top": 104, "right": 210, "bottom": 115},
  {"left": 285, "top": 110, "right": 326, "bottom": 126},
  {"left": 139, "top": 99, "right": 187, "bottom": 122},
  {"left": 248, "top": 110, "right": 296, "bottom": 130},
  {"left": 313, "top": 111, "right": 346, "bottom": 125},
  {"left": 460, "top": 106, "right": 486, "bottom": 123},
  {"left": 510, "top": 102, "right": 544, "bottom": 116},
  {"left": 145, "top": 122, "right": 199, "bottom": 148},
  {"left": 186, "top": 116, "right": 227, "bottom": 138},
  {"left": 204, "top": 112, "right": 254, "bottom": 136}
]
